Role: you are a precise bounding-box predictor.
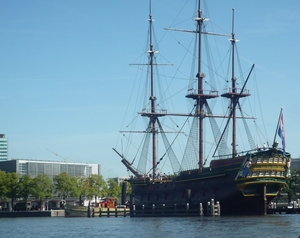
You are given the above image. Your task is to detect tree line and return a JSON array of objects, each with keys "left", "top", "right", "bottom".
[
  {"left": 282, "top": 169, "right": 300, "bottom": 202},
  {"left": 0, "top": 170, "right": 130, "bottom": 209}
]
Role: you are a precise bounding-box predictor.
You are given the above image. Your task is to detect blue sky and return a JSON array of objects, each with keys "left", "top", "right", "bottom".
[{"left": 1, "top": 0, "right": 299, "bottom": 179}]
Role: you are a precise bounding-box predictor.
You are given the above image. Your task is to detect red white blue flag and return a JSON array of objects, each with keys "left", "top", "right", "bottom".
[{"left": 278, "top": 113, "right": 286, "bottom": 156}]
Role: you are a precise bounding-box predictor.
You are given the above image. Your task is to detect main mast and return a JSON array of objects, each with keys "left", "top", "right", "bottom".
[
  {"left": 231, "top": 9, "right": 237, "bottom": 156},
  {"left": 148, "top": 0, "right": 157, "bottom": 179},
  {"left": 186, "top": 0, "right": 219, "bottom": 171},
  {"left": 197, "top": 1, "right": 205, "bottom": 171}
]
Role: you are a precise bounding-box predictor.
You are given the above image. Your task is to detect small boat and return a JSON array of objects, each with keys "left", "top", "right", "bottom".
[{"left": 64, "top": 205, "right": 92, "bottom": 217}]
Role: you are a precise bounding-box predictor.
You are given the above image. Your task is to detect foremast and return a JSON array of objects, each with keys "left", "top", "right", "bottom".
[{"left": 113, "top": 0, "right": 162, "bottom": 179}]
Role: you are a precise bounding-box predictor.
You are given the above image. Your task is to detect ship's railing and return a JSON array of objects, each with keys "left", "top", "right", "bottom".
[
  {"left": 128, "top": 174, "right": 173, "bottom": 184},
  {"left": 140, "top": 109, "right": 168, "bottom": 114},
  {"left": 213, "top": 148, "right": 255, "bottom": 160},
  {"left": 252, "top": 156, "right": 287, "bottom": 164},
  {"left": 186, "top": 89, "right": 219, "bottom": 96},
  {"left": 247, "top": 170, "right": 285, "bottom": 177},
  {"left": 237, "top": 154, "right": 288, "bottom": 179},
  {"left": 222, "top": 87, "right": 250, "bottom": 94}
]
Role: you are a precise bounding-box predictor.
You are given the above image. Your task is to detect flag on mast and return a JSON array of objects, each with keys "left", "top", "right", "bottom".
[{"left": 277, "top": 113, "right": 286, "bottom": 156}]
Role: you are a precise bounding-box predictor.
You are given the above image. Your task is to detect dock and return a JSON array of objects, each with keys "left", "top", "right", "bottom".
[
  {"left": 0, "top": 210, "right": 65, "bottom": 218},
  {"left": 267, "top": 207, "right": 300, "bottom": 214},
  {"left": 267, "top": 200, "right": 300, "bottom": 214},
  {"left": 65, "top": 205, "right": 130, "bottom": 217},
  {"left": 65, "top": 199, "right": 220, "bottom": 217},
  {"left": 130, "top": 201, "right": 220, "bottom": 217}
]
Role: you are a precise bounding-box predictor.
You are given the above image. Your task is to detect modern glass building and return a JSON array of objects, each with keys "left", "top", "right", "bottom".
[
  {"left": 0, "top": 159, "right": 101, "bottom": 210},
  {"left": 0, "top": 134, "right": 8, "bottom": 161},
  {"left": 0, "top": 159, "right": 101, "bottom": 179}
]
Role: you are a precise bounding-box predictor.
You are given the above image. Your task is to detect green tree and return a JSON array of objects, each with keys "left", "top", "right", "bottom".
[
  {"left": 283, "top": 169, "right": 300, "bottom": 203},
  {"left": 18, "top": 175, "right": 34, "bottom": 204},
  {"left": 69, "top": 176, "right": 81, "bottom": 198},
  {"left": 126, "top": 182, "right": 132, "bottom": 198},
  {"left": 295, "top": 169, "right": 300, "bottom": 191},
  {"left": 0, "top": 170, "right": 7, "bottom": 200},
  {"left": 5, "top": 172, "right": 20, "bottom": 210},
  {"left": 53, "top": 172, "right": 79, "bottom": 199},
  {"left": 106, "top": 178, "right": 121, "bottom": 199},
  {"left": 76, "top": 176, "right": 87, "bottom": 206},
  {"left": 31, "top": 174, "right": 53, "bottom": 209},
  {"left": 83, "top": 175, "right": 107, "bottom": 201}
]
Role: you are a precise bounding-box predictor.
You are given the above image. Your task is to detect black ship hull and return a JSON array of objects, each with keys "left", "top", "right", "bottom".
[{"left": 128, "top": 150, "right": 289, "bottom": 216}]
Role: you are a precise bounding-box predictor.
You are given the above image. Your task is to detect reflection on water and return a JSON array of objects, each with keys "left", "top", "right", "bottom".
[{"left": 0, "top": 214, "right": 299, "bottom": 238}]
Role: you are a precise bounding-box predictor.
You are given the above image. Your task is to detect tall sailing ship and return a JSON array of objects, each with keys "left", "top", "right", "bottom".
[{"left": 113, "top": 0, "right": 291, "bottom": 216}]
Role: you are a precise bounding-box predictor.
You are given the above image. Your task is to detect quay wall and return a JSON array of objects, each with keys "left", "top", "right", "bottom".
[{"left": 0, "top": 210, "right": 65, "bottom": 218}]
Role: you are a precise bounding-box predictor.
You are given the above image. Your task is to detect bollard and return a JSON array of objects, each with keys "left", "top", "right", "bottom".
[
  {"left": 211, "top": 199, "right": 215, "bottom": 216},
  {"left": 216, "top": 201, "right": 220, "bottom": 216},
  {"left": 87, "top": 205, "right": 91, "bottom": 218},
  {"left": 186, "top": 203, "right": 189, "bottom": 214},
  {"left": 133, "top": 204, "right": 136, "bottom": 216},
  {"left": 206, "top": 199, "right": 220, "bottom": 216},
  {"left": 199, "top": 203, "right": 204, "bottom": 216},
  {"left": 207, "top": 201, "right": 211, "bottom": 215},
  {"left": 123, "top": 207, "right": 126, "bottom": 217}
]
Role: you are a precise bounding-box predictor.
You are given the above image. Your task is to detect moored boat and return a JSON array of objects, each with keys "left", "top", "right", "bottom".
[{"left": 113, "top": 0, "right": 291, "bottom": 216}]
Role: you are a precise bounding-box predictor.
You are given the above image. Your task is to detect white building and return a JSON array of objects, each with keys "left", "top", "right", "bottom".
[
  {"left": 0, "top": 159, "right": 101, "bottom": 179},
  {"left": 0, "top": 134, "right": 8, "bottom": 161}
]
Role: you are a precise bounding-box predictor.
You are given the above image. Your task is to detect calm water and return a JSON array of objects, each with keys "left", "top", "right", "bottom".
[{"left": 0, "top": 214, "right": 299, "bottom": 238}]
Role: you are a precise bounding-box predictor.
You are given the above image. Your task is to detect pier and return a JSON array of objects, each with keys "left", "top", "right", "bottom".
[
  {"left": 97, "top": 207, "right": 129, "bottom": 217},
  {"left": 130, "top": 200, "right": 220, "bottom": 217},
  {"left": 267, "top": 207, "right": 300, "bottom": 214},
  {"left": 65, "top": 205, "right": 130, "bottom": 217},
  {"left": 267, "top": 200, "right": 300, "bottom": 214},
  {"left": 65, "top": 199, "right": 220, "bottom": 217}
]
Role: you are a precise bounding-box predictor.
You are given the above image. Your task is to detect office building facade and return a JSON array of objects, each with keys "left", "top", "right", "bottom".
[
  {"left": 0, "top": 134, "right": 8, "bottom": 161},
  {"left": 0, "top": 159, "right": 101, "bottom": 179}
]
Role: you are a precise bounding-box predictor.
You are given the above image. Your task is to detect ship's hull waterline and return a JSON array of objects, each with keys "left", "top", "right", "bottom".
[{"left": 128, "top": 149, "right": 289, "bottom": 216}]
